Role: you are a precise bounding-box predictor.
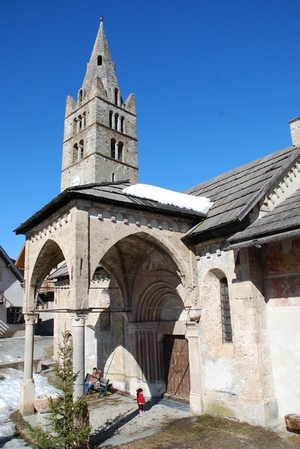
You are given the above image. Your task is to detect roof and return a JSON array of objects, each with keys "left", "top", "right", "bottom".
[
  {"left": 0, "top": 246, "right": 24, "bottom": 282},
  {"left": 14, "top": 244, "right": 25, "bottom": 270},
  {"left": 183, "top": 145, "right": 300, "bottom": 240},
  {"left": 227, "top": 187, "right": 300, "bottom": 248},
  {"left": 48, "top": 263, "right": 68, "bottom": 280},
  {"left": 14, "top": 181, "right": 204, "bottom": 235}
]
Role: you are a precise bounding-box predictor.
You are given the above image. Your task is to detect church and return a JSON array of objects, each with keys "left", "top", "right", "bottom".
[{"left": 16, "top": 19, "right": 300, "bottom": 430}]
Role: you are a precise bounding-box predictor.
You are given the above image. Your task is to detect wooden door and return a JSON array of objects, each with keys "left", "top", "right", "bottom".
[{"left": 163, "top": 335, "right": 190, "bottom": 401}]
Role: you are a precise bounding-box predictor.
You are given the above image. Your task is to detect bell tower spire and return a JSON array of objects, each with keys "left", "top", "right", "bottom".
[
  {"left": 82, "top": 17, "right": 118, "bottom": 103},
  {"left": 60, "top": 18, "right": 138, "bottom": 191}
]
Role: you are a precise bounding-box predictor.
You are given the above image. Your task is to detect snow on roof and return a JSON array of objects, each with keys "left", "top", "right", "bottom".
[{"left": 123, "top": 184, "right": 213, "bottom": 215}]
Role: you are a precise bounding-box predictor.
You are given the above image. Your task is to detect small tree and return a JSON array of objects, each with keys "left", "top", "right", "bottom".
[{"left": 28, "top": 337, "right": 91, "bottom": 448}]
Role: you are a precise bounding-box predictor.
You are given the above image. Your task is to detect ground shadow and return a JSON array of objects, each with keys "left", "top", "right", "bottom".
[
  {"left": 89, "top": 398, "right": 158, "bottom": 447},
  {"left": 0, "top": 435, "right": 15, "bottom": 447}
]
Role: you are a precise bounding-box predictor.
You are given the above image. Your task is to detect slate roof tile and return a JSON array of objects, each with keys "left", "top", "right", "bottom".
[
  {"left": 184, "top": 145, "right": 300, "bottom": 238},
  {"left": 228, "top": 188, "right": 300, "bottom": 244}
]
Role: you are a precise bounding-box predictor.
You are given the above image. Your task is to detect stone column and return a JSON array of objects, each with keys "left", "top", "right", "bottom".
[
  {"left": 72, "top": 313, "right": 86, "bottom": 398},
  {"left": 185, "top": 320, "right": 203, "bottom": 414},
  {"left": 20, "top": 313, "right": 36, "bottom": 416}
]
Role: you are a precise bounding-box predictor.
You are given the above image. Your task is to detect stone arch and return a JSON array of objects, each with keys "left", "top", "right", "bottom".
[
  {"left": 88, "top": 231, "right": 191, "bottom": 400},
  {"left": 89, "top": 230, "right": 195, "bottom": 305},
  {"left": 131, "top": 268, "right": 186, "bottom": 322},
  {"left": 30, "top": 239, "right": 66, "bottom": 290},
  {"left": 201, "top": 267, "right": 233, "bottom": 352},
  {"left": 25, "top": 239, "right": 67, "bottom": 312},
  {"left": 134, "top": 276, "right": 183, "bottom": 322}
]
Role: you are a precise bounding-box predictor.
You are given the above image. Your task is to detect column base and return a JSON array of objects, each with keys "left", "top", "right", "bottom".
[
  {"left": 20, "top": 378, "right": 35, "bottom": 416},
  {"left": 189, "top": 392, "right": 203, "bottom": 414}
]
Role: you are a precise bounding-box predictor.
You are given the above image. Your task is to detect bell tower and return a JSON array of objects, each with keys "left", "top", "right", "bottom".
[{"left": 61, "top": 18, "right": 138, "bottom": 191}]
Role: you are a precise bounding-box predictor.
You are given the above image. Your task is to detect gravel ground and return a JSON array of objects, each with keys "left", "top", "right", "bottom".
[
  {"left": 87, "top": 392, "right": 300, "bottom": 449},
  {"left": 2, "top": 337, "right": 300, "bottom": 449},
  {"left": 88, "top": 392, "right": 193, "bottom": 447}
]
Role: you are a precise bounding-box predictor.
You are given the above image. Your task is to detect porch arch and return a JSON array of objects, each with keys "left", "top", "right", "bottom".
[
  {"left": 31, "top": 239, "right": 66, "bottom": 287},
  {"left": 88, "top": 232, "right": 191, "bottom": 400}
]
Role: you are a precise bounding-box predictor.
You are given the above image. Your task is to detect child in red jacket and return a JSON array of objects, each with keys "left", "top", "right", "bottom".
[{"left": 136, "top": 388, "right": 145, "bottom": 415}]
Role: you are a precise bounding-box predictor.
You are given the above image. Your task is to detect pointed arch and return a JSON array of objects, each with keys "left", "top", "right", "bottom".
[{"left": 87, "top": 231, "right": 190, "bottom": 398}]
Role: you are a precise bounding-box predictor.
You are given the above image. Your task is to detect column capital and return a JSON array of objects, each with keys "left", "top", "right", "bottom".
[
  {"left": 185, "top": 306, "right": 201, "bottom": 323},
  {"left": 24, "top": 312, "right": 37, "bottom": 325},
  {"left": 68, "top": 309, "right": 90, "bottom": 321}
]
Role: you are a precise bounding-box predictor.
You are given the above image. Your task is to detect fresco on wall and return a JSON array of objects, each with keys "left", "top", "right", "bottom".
[{"left": 264, "top": 238, "right": 300, "bottom": 305}]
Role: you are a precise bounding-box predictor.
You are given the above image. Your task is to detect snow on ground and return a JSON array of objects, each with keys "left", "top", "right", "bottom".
[
  {"left": 123, "top": 184, "right": 213, "bottom": 215},
  {"left": 0, "top": 355, "right": 58, "bottom": 448}
]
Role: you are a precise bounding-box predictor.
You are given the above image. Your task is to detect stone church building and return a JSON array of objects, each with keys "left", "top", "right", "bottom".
[{"left": 16, "top": 19, "right": 300, "bottom": 430}]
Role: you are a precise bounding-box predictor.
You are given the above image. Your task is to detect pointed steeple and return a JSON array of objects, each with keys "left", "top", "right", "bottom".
[
  {"left": 60, "top": 18, "right": 138, "bottom": 192},
  {"left": 82, "top": 18, "right": 120, "bottom": 104}
]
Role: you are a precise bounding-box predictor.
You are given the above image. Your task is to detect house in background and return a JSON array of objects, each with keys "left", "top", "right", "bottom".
[{"left": 0, "top": 246, "right": 24, "bottom": 337}]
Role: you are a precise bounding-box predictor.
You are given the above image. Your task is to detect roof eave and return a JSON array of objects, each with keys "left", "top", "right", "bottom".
[
  {"left": 15, "top": 186, "right": 204, "bottom": 235},
  {"left": 237, "top": 146, "right": 300, "bottom": 221},
  {"left": 227, "top": 228, "right": 300, "bottom": 250},
  {"left": 182, "top": 218, "right": 249, "bottom": 244}
]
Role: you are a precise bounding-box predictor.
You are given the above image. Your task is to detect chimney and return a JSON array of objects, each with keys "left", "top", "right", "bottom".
[{"left": 289, "top": 117, "right": 300, "bottom": 146}]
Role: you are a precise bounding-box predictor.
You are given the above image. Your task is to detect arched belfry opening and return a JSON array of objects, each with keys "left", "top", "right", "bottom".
[{"left": 87, "top": 233, "right": 190, "bottom": 400}]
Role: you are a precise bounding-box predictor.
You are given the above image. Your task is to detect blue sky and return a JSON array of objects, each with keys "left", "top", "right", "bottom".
[{"left": 1, "top": 0, "right": 300, "bottom": 259}]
